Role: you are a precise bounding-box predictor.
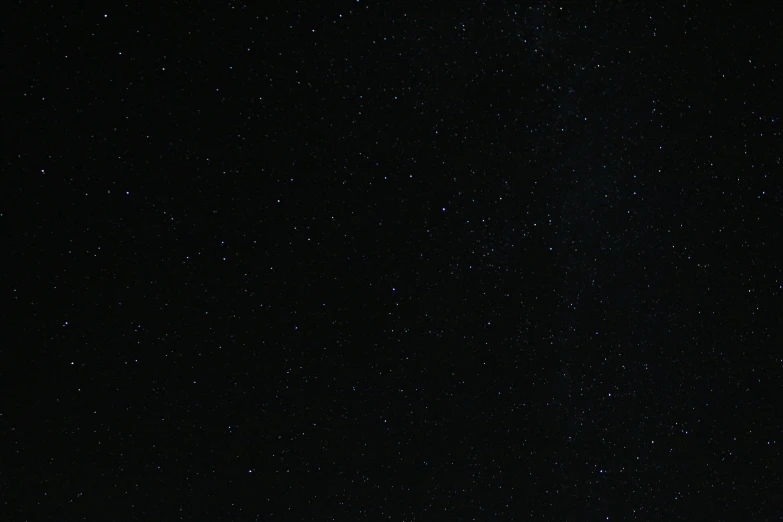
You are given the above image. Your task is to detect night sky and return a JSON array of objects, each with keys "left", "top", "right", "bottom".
[{"left": 4, "top": 2, "right": 782, "bottom": 520}]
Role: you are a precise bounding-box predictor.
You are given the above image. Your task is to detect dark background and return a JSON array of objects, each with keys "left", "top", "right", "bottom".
[{"left": 2, "top": 1, "right": 782, "bottom": 520}]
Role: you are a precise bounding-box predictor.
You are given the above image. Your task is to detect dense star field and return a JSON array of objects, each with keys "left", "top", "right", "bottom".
[{"left": 3, "top": 2, "right": 782, "bottom": 520}]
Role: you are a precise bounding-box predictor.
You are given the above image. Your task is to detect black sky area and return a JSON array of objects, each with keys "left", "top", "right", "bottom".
[{"left": 3, "top": 2, "right": 782, "bottom": 520}]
